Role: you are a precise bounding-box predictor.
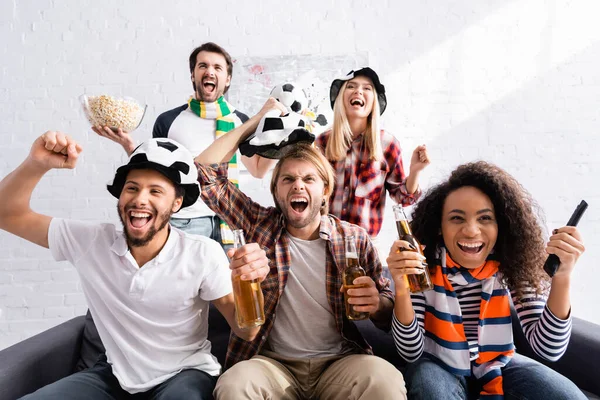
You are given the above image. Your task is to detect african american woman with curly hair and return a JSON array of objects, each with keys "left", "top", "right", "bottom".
[{"left": 388, "top": 161, "right": 586, "bottom": 399}]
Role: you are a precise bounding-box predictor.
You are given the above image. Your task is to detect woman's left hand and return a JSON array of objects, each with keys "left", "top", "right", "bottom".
[
  {"left": 546, "top": 226, "right": 585, "bottom": 279},
  {"left": 409, "top": 144, "right": 430, "bottom": 174}
]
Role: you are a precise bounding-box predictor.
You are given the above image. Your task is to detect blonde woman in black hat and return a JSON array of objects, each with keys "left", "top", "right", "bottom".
[{"left": 315, "top": 67, "right": 430, "bottom": 240}]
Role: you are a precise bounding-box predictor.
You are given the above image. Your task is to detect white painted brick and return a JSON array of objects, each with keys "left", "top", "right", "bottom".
[
  {"left": 1, "top": 296, "right": 27, "bottom": 308},
  {"left": 74, "top": 305, "right": 89, "bottom": 315},
  {"left": 9, "top": 319, "right": 65, "bottom": 336},
  {"left": 15, "top": 106, "right": 55, "bottom": 123},
  {"left": 25, "top": 294, "right": 64, "bottom": 307},
  {"left": 35, "top": 282, "right": 80, "bottom": 294},
  {"left": 50, "top": 269, "right": 80, "bottom": 282},
  {"left": 10, "top": 244, "right": 50, "bottom": 260},
  {"left": 11, "top": 271, "right": 52, "bottom": 284},
  {"left": 44, "top": 306, "right": 75, "bottom": 318},
  {"left": 2, "top": 307, "right": 27, "bottom": 320},
  {"left": 0, "top": 284, "right": 34, "bottom": 297},
  {"left": 64, "top": 293, "right": 86, "bottom": 306},
  {"left": 0, "top": 322, "right": 10, "bottom": 333},
  {"left": 0, "top": 1, "right": 15, "bottom": 23},
  {"left": 0, "top": 260, "right": 39, "bottom": 272},
  {"left": 0, "top": 273, "right": 12, "bottom": 284},
  {"left": 2, "top": 0, "right": 600, "bottom": 349},
  {"left": 26, "top": 307, "right": 46, "bottom": 319}
]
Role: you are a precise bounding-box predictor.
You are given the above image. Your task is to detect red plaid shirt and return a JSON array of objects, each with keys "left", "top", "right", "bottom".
[
  {"left": 197, "top": 162, "right": 394, "bottom": 369},
  {"left": 315, "top": 130, "right": 421, "bottom": 237}
]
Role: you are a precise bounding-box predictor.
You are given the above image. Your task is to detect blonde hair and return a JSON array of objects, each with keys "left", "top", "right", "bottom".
[
  {"left": 270, "top": 143, "right": 335, "bottom": 215},
  {"left": 325, "top": 80, "right": 383, "bottom": 161}
]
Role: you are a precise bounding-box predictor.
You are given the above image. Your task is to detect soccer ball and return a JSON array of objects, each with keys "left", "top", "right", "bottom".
[{"left": 270, "top": 82, "right": 308, "bottom": 114}]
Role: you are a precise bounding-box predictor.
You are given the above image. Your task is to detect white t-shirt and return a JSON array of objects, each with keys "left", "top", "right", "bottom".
[
  {"left": 48, "top": 218, "right": 232, "bottom": 393},
  {"left": 158, "top": 108, "right": 217, "bottom": 219},
  {"left": 153, "top": 105, "right": 248, "bottom": 220},
  {"left": 267, "top": 234, "right": 345, "bottom": 358}
]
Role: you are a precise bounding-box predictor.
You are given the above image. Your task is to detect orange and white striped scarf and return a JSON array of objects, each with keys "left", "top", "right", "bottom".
[{"left": 422, "top": 248, "right": 515, "bottom": 398}]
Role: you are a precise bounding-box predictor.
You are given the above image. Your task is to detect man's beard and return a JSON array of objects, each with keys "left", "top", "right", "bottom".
[
  {"left": 194, "top": 82, "right": 221, "bottom": 102},
  {"left": 277, "top": 196, "right": 322, "bottom": 230},
  {"left": 118, "top": 206, "right": 172, "bottom": 248}
]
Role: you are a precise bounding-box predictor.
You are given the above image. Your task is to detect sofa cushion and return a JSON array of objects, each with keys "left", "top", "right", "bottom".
[
  {"left": 208, "top": 303, "right": 231, "bottom": 367},
  {"left": 75, "top": 310, "right": 106, "bottom": 371},
  {"left": 76, "top": 307, "right": 232, "bottom": 371}
]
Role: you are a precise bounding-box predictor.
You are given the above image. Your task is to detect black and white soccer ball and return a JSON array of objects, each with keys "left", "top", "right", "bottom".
[{"left": 270, "top": 82, "right": 308, "bottom": 114}]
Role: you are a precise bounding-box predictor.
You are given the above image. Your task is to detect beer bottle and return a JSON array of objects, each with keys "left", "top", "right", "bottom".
[
  {"left": 342, "top": 235, "right": 370, "bottom": 321},
  {"left": 232, "top": 229, "right": 265, "bottom": 329},
  {"left": 392, "top": 205, "right": 433, "bottom": 293}
]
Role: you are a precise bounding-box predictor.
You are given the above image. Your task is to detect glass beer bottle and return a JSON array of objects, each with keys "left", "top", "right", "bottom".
[
  {"left": 392, "top": 205, "right": 433, "bottom": 293},
  {"left": 232, "top": 229, "right": 265, "bottom": 328},
  {"left": 342, "top": 235, "right": 370, "bottom": 321}
]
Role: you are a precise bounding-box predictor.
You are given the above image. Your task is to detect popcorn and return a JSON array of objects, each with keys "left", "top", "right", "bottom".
[{"left": 83, "top": 95, "right": 145, "bottom": 132}]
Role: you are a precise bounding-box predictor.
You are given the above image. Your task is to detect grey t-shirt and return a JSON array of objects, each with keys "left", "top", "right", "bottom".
[{"left": 267, "top": 234, "right": 345, "bottom": 358}]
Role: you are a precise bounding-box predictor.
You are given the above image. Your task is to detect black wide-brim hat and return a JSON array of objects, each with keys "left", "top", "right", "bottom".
[{"left": 329, "top": 67, "right": 387, "bottom": 114}]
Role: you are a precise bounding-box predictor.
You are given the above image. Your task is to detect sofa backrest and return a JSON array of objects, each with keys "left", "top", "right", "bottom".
[{"left": 76, "top": 269, "right": 532, "bottom": 372}]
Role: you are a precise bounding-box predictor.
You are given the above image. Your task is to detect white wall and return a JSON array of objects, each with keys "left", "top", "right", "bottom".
[{"left": 1, "top": 0, "right": 599, "bottom": 349}]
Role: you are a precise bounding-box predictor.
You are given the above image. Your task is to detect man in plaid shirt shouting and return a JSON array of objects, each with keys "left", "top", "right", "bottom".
[{"left": 195, "top": 98, "right": 407, "bottom": 400}]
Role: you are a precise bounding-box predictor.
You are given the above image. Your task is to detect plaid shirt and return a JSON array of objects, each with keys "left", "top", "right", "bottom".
[
  {"left": 197, "top": 162, "right": 394, "bottom": 369},
  {"left": 315, "top": 129, "right": 421, "bottom": 237}
]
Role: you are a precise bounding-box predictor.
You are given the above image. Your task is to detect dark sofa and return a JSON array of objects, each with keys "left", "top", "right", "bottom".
[{"left": 1, "top": 304, "right": 599, "bottom": 400}]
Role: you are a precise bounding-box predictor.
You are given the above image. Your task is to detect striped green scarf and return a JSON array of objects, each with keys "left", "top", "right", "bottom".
[{"left": 188, "top": 95, "right": 242, "bottom": 244}]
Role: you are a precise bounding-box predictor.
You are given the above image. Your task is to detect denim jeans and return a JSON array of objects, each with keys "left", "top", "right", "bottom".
[
  {"left": 20, "top": 355, "right": 217, "bottom": 400},
  {"left": 170, "top": 216, "right": 217, "bottom": 238},
  {"left": 405, "top": 353, "right": 587, "bottom": 400},
  {"left": 170, "top": 216, "right": 232, "bottom": 253}
]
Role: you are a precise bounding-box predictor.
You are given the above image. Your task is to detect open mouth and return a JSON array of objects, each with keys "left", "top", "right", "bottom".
[
  {"left": 129, "top": 211, "right": 153, "bottom": 230},
  {"left": 457, "top": 241, "right": 484, "bottom": 254},
  {"left": 290, "top": 198, "right": 308, "bottom": 213},
  {"left": 350, "top": 98, "right": 364, "bottom": 107},
  {"left": 202, "top": 80, "right": 216, "bottom": 93}
]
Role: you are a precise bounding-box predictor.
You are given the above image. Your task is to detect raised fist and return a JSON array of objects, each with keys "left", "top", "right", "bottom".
[{"left": 29, "top": 131, "right": 83, "bottom": 170}]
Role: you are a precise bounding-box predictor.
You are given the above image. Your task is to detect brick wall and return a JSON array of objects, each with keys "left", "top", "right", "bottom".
[{"left": 1, "top": 0, "right": 599, "bottom": 349}]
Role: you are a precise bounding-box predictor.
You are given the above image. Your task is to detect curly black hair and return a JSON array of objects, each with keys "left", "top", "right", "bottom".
[{"left": 411, "top": 161, "right": 549, "bottom": 296}]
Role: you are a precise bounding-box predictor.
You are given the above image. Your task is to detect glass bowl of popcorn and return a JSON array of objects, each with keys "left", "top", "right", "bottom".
[{"left": 80, "top": 94, "right": 147, "bottom": 133}]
